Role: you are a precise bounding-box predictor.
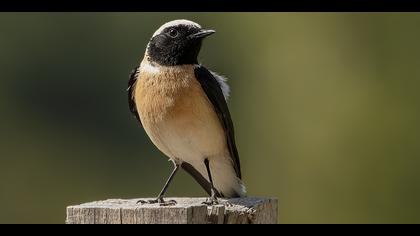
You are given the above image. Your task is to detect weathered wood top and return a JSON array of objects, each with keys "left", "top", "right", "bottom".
[{"left": 66, "top": 197, "right": 277, "bottom": 224}]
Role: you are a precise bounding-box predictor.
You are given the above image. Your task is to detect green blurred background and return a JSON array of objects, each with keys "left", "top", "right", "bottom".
[{"left": 1, "top": 13, "right": 420, "bottom": 224}]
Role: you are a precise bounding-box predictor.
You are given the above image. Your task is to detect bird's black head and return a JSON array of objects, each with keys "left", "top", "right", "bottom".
[{"left": 146, "top": 20, "right": 215, "bottom": 66}]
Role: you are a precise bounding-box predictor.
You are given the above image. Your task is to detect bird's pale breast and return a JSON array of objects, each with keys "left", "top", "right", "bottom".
[{"left": 135, "top": 63, "right": 228, "bottom": 165}]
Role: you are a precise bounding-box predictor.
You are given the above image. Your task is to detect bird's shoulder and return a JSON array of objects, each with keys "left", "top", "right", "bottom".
[
  {"left": 128, "top": 66, "right": 141, "bottom": 125},
  {"left": 193, "top": 65, "right": 230, "bottom": 99}
]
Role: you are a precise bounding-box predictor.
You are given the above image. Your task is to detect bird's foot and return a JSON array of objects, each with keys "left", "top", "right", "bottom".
[
  {"left": 137, "top": 198, "right": 177, "bottom": 206},
  {"left": 202, "top": 197, "right": 219, "bottom": 206},
  {"left": 223, "top": 201, "right": 234, "bottom": 207},
  {"left": 159, "top": 199, "right": 177, "bottom": 206}
]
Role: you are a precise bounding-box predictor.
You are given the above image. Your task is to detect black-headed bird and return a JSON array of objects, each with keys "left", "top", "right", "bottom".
[{"left": 128, "top": 19, "right": 245, "bottom": 205}]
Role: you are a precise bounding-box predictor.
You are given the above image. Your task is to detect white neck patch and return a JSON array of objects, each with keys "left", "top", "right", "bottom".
[
  {"left": 140, "top": 60, "right": 161, "bottom": 74},
  {"left": 152, "top": 19, "right": 201, "bottom": 38}
]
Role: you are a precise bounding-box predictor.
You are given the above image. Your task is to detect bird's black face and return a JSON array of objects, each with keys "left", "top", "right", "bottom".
[{"left": 147, "top": 24, "right": 215, "bottom": 66}]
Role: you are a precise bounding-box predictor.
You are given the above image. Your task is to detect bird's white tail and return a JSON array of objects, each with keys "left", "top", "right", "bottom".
[{"left": 207, "top": 159, "right": 246, "bottom": 198}]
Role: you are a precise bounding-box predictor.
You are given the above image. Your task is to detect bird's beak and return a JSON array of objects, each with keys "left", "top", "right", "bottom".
[{"left": 189, "top": 29, "right": 216, "bottom": 39}]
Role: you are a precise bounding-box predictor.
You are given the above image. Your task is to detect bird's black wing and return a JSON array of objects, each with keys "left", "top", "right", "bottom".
[
  {"left": 193, "top": 65, "right": 242, "bottom": 179},
  {"left": 127, "top": 66, "right": 141, "bottom": 126}
]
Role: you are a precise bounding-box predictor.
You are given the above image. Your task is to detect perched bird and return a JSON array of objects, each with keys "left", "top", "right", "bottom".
[{"left": 128, "top": 19, "right": 245, "bottom": 205}]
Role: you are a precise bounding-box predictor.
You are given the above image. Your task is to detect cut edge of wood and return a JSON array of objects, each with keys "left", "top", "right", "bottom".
[{"left": 66, "top": 197, "right": 278, "bottom": 224}]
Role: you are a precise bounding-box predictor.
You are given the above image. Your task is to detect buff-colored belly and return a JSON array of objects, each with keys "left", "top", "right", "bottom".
[{"left": 135, "top": 64, "right": 227, "bottom": 164}]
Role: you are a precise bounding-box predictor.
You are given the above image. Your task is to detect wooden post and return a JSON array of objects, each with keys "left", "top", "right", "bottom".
[{"left": 66, "top": 197, "right": 277, "bottom": 224}]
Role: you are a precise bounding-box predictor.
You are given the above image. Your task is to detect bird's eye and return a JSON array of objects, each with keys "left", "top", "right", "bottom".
[{"left": 168, "top": 29, "right": 179, "bottom": 38}]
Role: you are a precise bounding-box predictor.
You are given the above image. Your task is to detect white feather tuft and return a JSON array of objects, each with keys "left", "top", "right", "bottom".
[
  {"left": 237, "top": 180, "right": 247, "bottom": 197},
  {"left": 210, "top": 71, "right": 231, "bottom": 100},
  {"left": 140, "top": 60, "right": 161, "bottom": 74}
]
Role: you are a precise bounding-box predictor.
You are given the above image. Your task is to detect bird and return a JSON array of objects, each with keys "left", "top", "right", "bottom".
[{"left": 127, "top": 19, "right": 246, "bottom": 205}]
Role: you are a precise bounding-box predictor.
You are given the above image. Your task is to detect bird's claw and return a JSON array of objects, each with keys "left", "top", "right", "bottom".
[
  {"left": 136, "top": 199, "right": 155, "bottom": 204},
  {"left": 159, "top": 199, "right": 177, "bottom": 206},
  {"left": 137, "top": 198, "right": 177, "bottom": 206},
  {"left": 202, "top": 197, "right": 219, "bottom": 206},
  {"left": 223, "top": 201, "right": 234, "bottom": 207}
]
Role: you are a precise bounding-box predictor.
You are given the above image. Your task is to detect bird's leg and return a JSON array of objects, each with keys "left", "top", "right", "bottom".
[
  {"left": 202, "top": 158, "right": 219, "bottom": 205},
  {"left": 137, "top": 161, "right": 179, "bottom": 206}
]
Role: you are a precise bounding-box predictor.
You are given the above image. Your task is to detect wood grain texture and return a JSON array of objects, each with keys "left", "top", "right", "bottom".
[{"left": 66, "top": 197, "right": 277, "bottom": 224}]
